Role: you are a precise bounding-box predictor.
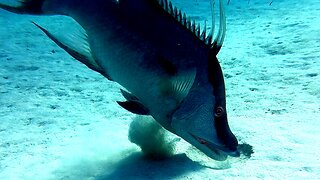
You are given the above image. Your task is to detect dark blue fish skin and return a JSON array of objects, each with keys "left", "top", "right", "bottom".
[{"left": 0, "top": 0, "right": 239, "bottom": 160}]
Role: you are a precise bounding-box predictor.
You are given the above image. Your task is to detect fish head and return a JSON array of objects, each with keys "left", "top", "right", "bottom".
[{"left": 171, "top": 86, "right": 239, "bottom": 161}]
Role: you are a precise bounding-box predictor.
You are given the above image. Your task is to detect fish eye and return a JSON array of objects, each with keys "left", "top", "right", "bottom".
[{"left": 215, "top": 106, "right": 224, "bottom": 117}]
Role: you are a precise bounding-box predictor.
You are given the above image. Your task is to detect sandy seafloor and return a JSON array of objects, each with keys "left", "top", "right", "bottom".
[{"left": 0, "top": 0, "right": 320, "bottom": 179}]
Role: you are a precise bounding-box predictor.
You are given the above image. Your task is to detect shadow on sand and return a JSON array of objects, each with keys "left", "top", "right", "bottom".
[{"left": 95, "top": 152, "right": 204, "bottom": 179}]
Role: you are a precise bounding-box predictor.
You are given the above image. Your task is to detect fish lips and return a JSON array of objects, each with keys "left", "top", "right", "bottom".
[{"left": 189, "top": 133, "right": 240, "bottom": 160}]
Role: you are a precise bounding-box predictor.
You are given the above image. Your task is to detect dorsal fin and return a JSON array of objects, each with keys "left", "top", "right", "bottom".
[
  {"left": 212, "top": 0, "right": 226, "bottom": 53},
  {"left": 156, "top": 0, "right": 226, "bottom": 54}
]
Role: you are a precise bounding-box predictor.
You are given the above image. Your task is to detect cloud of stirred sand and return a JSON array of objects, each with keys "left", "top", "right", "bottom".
[{"left": 128, "top": 116, "right": 176, "bottom": 160}]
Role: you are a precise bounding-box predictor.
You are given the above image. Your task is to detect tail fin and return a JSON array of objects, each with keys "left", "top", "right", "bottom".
[{"left": 0, "top": 0, "right": 64, "bottom": 15}]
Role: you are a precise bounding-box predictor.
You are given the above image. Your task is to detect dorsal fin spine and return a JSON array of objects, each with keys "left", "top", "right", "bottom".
[
  {"left": 183, "top": 13, "right": 187, "bottom": 26},
  {"left": 174, "top": 7, "right": 178, "bottom": 19},
  {"left": 200, "top": 21, "right": 207, "bottom": 41},
  {"left": 169, "top": 2, "right": 173, "bottom": 15},
  {"left": 206, "top": 31, "right": 213, "bottom": 45},
  {"left": 187, "top": 17, "right": 191, "bottom": 29},
  {"left": 196, "top": 24, "right": 201, "bottom": 37},
  {"left": 164, "top": 0, "right": 167, "bottom": 10},
  {"left": 156, "top": 0, "right": 226, "bottom": 52},
  {"left": 159, "top": 0, "right": 163, "bottom": 7},
  {"left": 178, "top": 10, "right": 182, "bottom": 22},
  {"left": 214, "top": 0, "right": 226, "bottom": 50},
  {"left": 192, "top": 20, "right": 196, "bottom": 33}
]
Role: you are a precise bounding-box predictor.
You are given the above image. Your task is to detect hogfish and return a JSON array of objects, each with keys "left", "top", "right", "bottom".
[{"left": 0, "top": 0, "right": 239, "bottom": 160}]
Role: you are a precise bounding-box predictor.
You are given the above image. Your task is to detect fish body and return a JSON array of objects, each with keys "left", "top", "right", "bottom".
[{"left": 0, "top": 0, "right": 239, "bottom": 160}]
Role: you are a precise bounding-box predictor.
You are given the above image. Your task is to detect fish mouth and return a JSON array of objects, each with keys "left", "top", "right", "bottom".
[{"left": 189, "top": 133, "right": 240, "bottom": 158}]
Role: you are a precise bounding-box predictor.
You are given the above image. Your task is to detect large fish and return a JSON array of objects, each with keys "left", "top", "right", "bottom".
[{"left": 0, "top": 0, "right": 239, "bottom": 161}]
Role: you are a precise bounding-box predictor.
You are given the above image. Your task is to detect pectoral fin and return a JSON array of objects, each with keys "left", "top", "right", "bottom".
[
  {"left": 117, "top": 100, "right": 150, "bottom": 115},
  {"left": 160, "top": 68, "right": 196, "bottom": 103}
]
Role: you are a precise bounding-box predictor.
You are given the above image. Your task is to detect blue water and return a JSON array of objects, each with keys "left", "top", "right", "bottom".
[{"left": 0, "top": 0, "right": 319, "bottom": 179}]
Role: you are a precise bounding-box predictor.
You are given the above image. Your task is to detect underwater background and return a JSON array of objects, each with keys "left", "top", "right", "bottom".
[{"left": 0, "top": 0, "right": 319, "bottom": 179}]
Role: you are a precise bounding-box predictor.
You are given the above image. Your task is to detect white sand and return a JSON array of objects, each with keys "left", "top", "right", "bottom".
[{"left": 0, "top": 0, "right": 319, "bottom": 179}]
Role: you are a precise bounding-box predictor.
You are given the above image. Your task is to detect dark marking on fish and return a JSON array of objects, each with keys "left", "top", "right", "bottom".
[
  {"left": 157, "top": 55, "right": 178, "bottom": 76},
  {"left": 207, "top": 50, "right": 238, "bottom": 152}
]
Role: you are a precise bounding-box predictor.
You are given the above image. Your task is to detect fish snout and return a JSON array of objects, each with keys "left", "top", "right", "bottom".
[
  {"left": 227, "top": 149, "right": 240, "bottom": 157},
  {"left": 190, "top": 133, "right": 239, "bottom": 159},
  {"left": 213, "top": 107, "right": 239, "bottom": 156}
]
